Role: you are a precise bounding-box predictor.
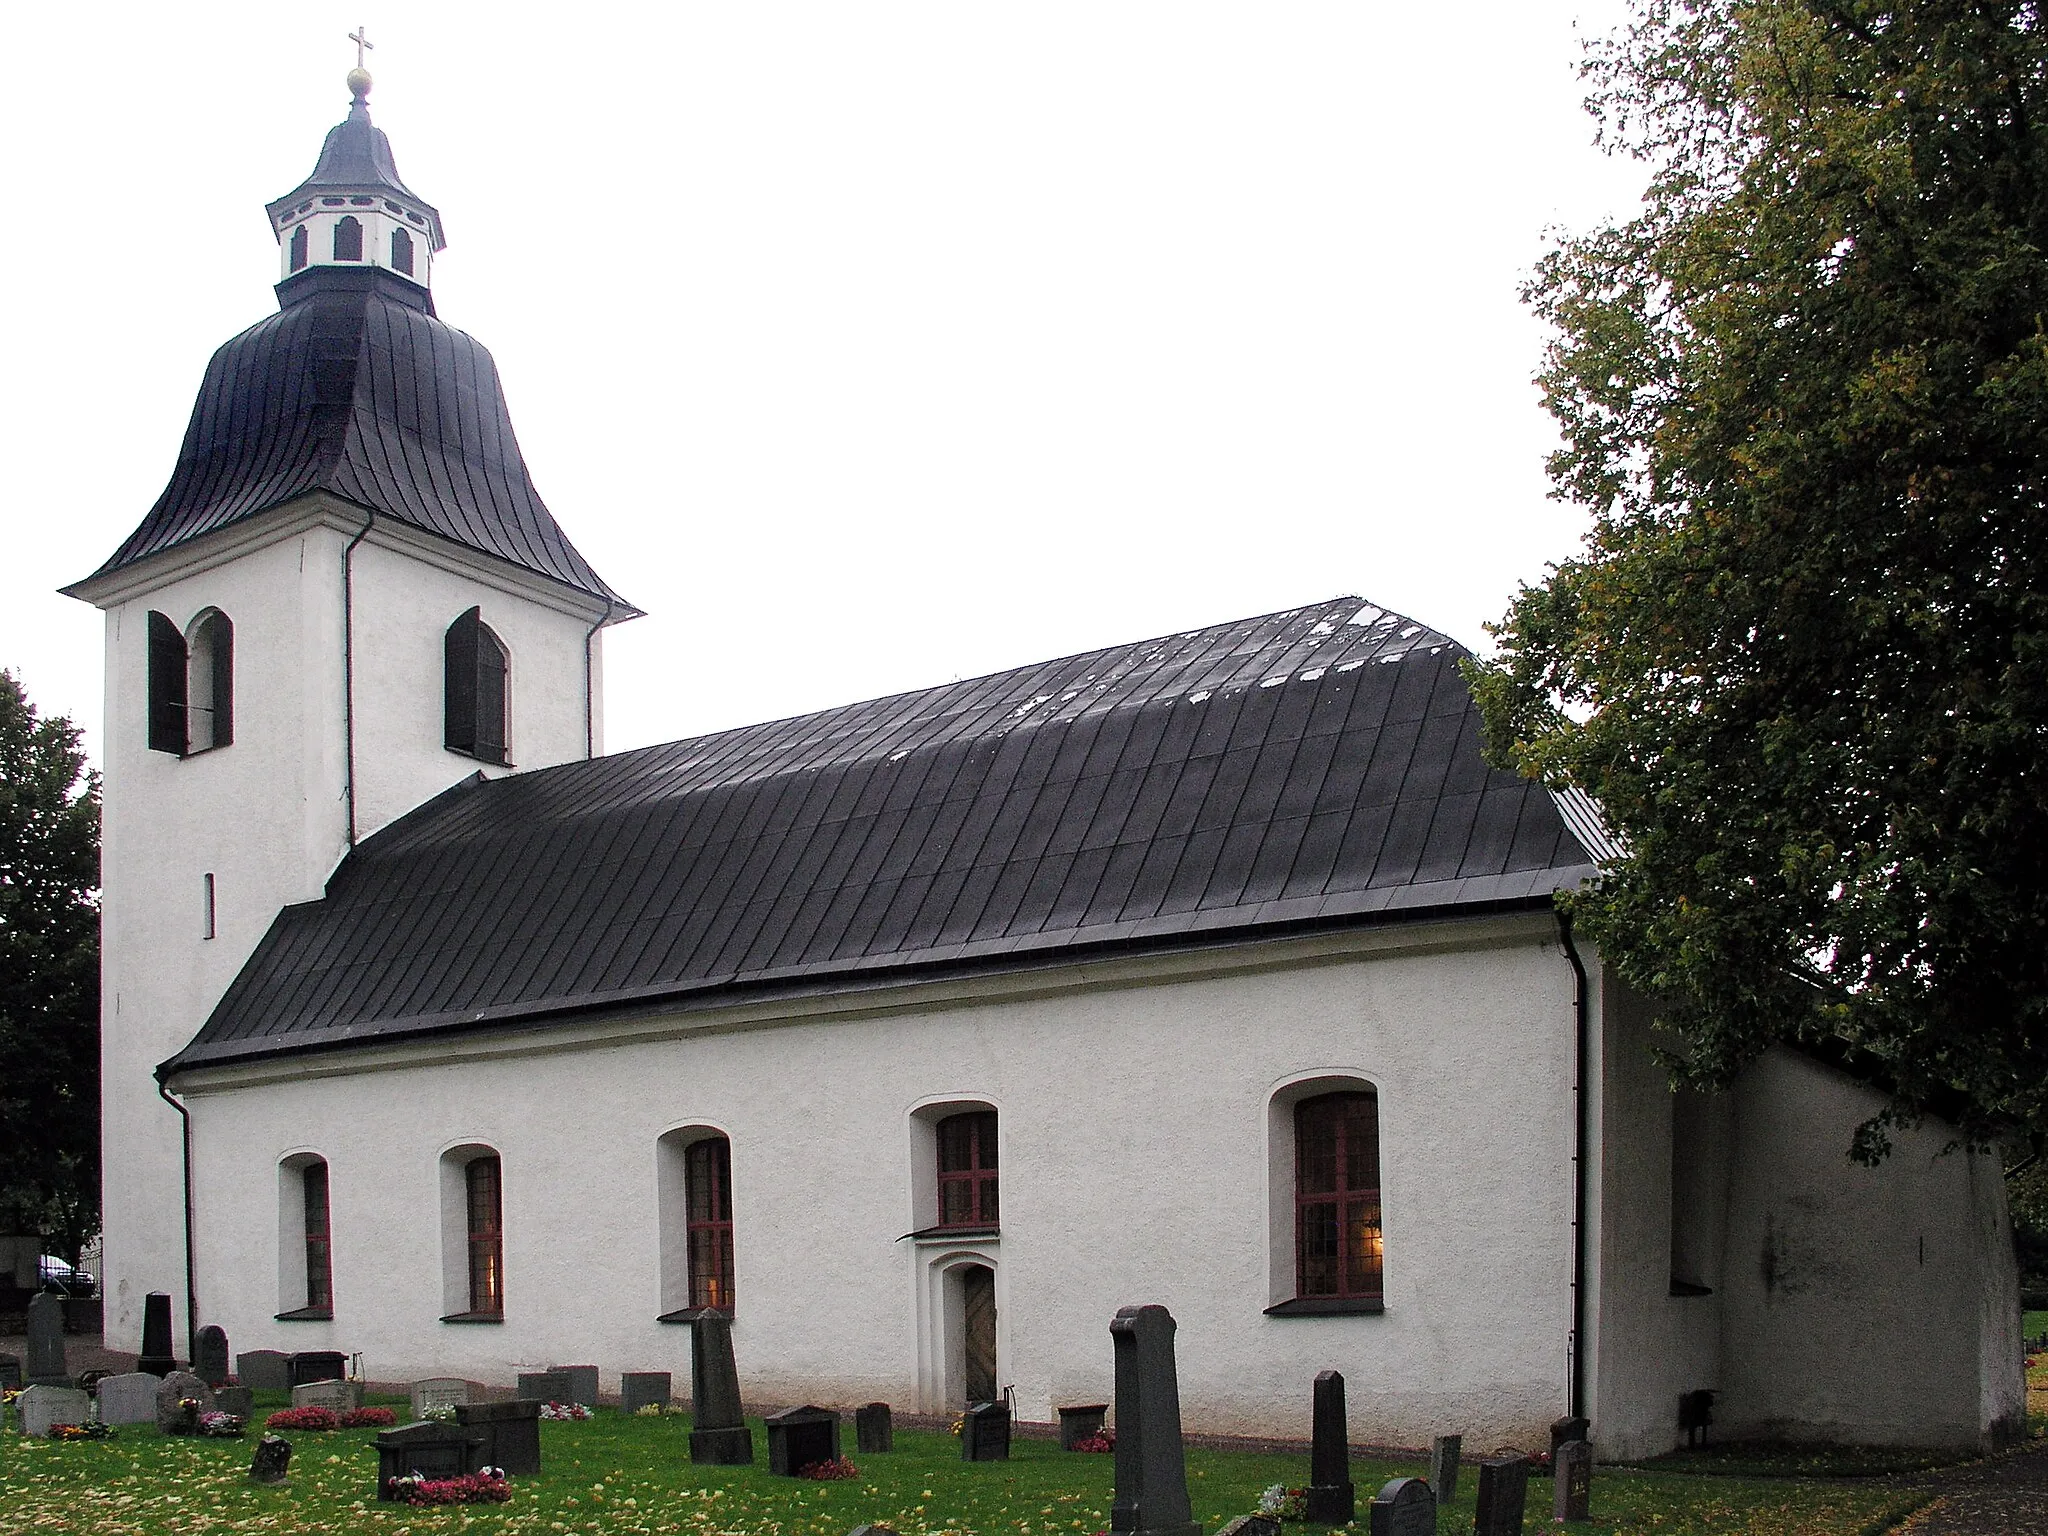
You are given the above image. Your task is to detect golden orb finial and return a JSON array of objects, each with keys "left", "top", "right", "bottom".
[{"left": 347, "top": 65, "right": 373, "bottom": 100}]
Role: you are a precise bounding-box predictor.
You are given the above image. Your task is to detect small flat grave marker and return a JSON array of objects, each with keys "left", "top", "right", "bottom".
[
  {"left": 17, "top": 1384, "right": 91, "bottom": 1438},
  {"left": 1367, "top": 1477, "right": 1435, "bottom": 1536},
  {"left": 1429, "top": 1434, "right": 1462, "bottom": 1504},
  {"left": 1553, "top": 1439, "right": 1592, "bottom": 1523},
  {"left": 96, "top": 1372, "right": 162, "bottom": 1425},
  {"left": 249, "top": 1434, "right": 293, "bottom": 1485},
  {"left": 621, "top": 1372, "right": 671, "bottom": 1415},
  {"left": 962, "top": 1399, "right": 1011, "bottom": 1462},
  {"left": 375, "top": 1421, "right": 486, "bottom": 1499},
  {"left": 856, "top": 1401, "right": 893, "bottom": 1453},
  {"left": 1213, "top": 1517, "right": 1280, "bottom": 1536},
  {"left": 1474, "top": 1455, "right": 1531, "bottom": 1536},
  {"left": 236, "top": 1350, "right": 291, "bottom": 1392},
  {"left": 410, "top": 1377, "right": 474, "bottom": 1419},
  {"left": 455, "top": 1399, "right": 543, "bottom": 1476},
  {"left": 766, "top": 1404, "right": 842, "bottom": 1476},
  {"left": 847, "top": 1526, "right": 900, "bottom": 1536}
]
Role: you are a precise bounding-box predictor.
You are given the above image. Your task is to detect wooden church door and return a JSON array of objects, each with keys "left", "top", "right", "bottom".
[{"left": 961, "top": 1264, "right": 997, "bottom": 1403}]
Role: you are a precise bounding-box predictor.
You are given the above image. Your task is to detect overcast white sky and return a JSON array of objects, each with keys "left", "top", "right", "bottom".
[{"left": 2, "top": 3, "right": 1644, "bottom": 766}]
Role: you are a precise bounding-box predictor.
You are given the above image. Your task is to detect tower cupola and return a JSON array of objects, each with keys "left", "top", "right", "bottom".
[{"left": 264, "top": 66, "right": 445, "bottom": 294}]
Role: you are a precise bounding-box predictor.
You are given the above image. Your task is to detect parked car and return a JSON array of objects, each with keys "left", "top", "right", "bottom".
[{"left": 38, "top": 1255, "right": 95, "bottom": 1298}]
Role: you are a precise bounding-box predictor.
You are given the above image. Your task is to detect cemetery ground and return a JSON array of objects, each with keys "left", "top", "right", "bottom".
[{"left": 0, "top": 1388, "right": 1976, "bottom": 1536}]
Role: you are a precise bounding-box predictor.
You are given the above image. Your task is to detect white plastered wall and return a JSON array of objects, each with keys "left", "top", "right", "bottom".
[{"left": 176, "top": 918, "right": 1584, "bottom": 1447}]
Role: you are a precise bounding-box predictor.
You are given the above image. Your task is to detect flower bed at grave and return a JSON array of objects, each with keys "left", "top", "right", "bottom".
[
  {"left": 196, "top": 1411, "right": 246, "bottom": 1438},
  {"left": 796, "top": 1456, "right": 860, "bottom": 1480},
  {"left": 1072, "top": 1428, "right": 1115, "bottom": 1453},
  {"left": 339, "top": 1407, "right": 397, "bottom": 1428},
  {"left": 539, "top": 1401, "right": 592, "bottom": 1420},
  {"left": 48, "top": 1422, "right": 116, "bottom": 1441},
  {"left": 1257, "top": 1484, "right": 1308, "bottom": 1520},
  {"left": 387, "top": 1469, "right": 512, "bottom": 1506},
  {"left": 265, "top": 1405, "right": 340, "bottom": 1431}
]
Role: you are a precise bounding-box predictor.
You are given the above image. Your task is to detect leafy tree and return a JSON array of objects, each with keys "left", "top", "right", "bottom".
[
  {"left": 1469, "top": 0, "right": 2048, "bottom": 1158},
  {"left": 0, "top": 671, "right": 100, "bottom": 1260}
]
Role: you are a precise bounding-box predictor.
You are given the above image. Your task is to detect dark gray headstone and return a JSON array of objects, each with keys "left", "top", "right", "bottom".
[
  {"left": 215, "top": 1385, "right": 254, "bottom": 1424},
  {"left": 0, "top": 1353, "right": 20, "bottom": 1390},
  {"left": 1305, "top": 1370, "right": 1355, "bottom": 1524},
  {"left": 1474, "top": 1455, "right": 1531, "bottom": 1536},
  {"left": 961, "top": 1399, "right": 1011, "bottom": 1461},
  {"left": 549, "top": 1363, "right": 599, "bottom": 1407},
  {"left": 1367, "top": 1477, "right": 1435, "bottom": 1536},
  {"left": 1552, "top": 1439, "right": 1592, "bottom": 1523},
  {"left": 139, "top": 1292, "right": 176, "bottom": 1375},
  {"left": 25, "top": 1292, "right": 68, "bottom": 1385},
  {"left": 766, "top": 1404, "right": 841, "bottom": 1476},
  {"left": 516, "top": 1370, "right": 574, "bottom": 1404},
  {"left": 195, "top": 1325, "right": 230, "bottom": 1387},
  {"left": 1429, "top": 1434, "right": 1462, "bottom": 1504},
  {"left": 1057, "top": 1403, "right": 1108, "bottom": 1450},
  {"left": 1109, "top": 1305, "right": 1199, "bottom": 1536},
  {"left": 237, "top": 1350, "right": 291, "bottom": 1391},
  {"left": 96, "top": 1372, "right": 161, "bottom": 1425},
  {"left": 16, "top": 1384, "right": 91, "bottom": 1438},
  {"left": 1549, "top": 1415, "right": 1590, "bottom": 1465},
  {"left": 1213, "top": 1518, "right": 1280, "bottom": 1536},
  {"left": 249, "top": 1434, "right": 293, "bottom": 1485},
  {"left": 688, "top": 1311, "right": 752, "bottom": 1465},
  {"left": 375, "top": 1421, "right": 486, "bottom": 1498},
  {"left": 622, "top": 1372, "right": 671, "bottom": 1414},
  {"left": 287, "top": 1350, "right": 346, "bottom": 1386},
  {"left": 455, "top": 1399, "right": 542, "bottom": 1476},
  {"left": 856, "top": 1401, "right": 893, "bottom": 1453},
  {"left": 155, "top": 1370, "right": 215, "bottom": 1434}
]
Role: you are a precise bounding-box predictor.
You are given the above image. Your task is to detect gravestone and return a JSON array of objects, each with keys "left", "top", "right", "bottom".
[
  {"left": 1552, "top": 1439, "right": 1592, "bottom": 1523},
  {"left": 375, "top": 1420, "right": 487, "bottom": 1498},
  {"left": 1678, "top": 1389, "right": 1715, "bottom": 1448},
  {"left": 1367, "top": 1477, "right": 1436, "bottom": 1536},
  {"left": 550, "top": 1363, "right": 599, "bottom": 1406},
  {"left": 688, "top": 1311, "right": 753, "bottom": 1464},
  {"left": 291, "top": 1377, "right": 362, "bottom": 1413},
  {"left": 622, "top": 1372, "right": 671, "bottom": 1415},
  {"left": 1429, "top": 1434, "right": 1462, "bottom": 1505},
  {"left": 411, "top": 1377, "right": 475, "bottom": 1419},
  {"left": 287, "top": 1350, "right": 347, "bottom": 1386},
  {"left": 1549, "top": 1415, "right": 1590, "bottom": 1468},
  {"left": 25, "top": 1291, "right": 68, "bottom": 1385},
  {"left": 961, "top": 1399, "right": 1011, "bottom": 1461},
  {"left": 195, "top": 1325, "right": 231, "bottom": 1387},
  {"left": 1473, "top": 1454, "right": 1531, "bottom": 1536},
  {"left": 516, "top": 1370, "right": 574, "bottom": 1404},
  {"left": 249, "top": 1434, "right": 293, "bottom": 1485},
  {"left": 216, "top": 1385, "right": 255, "bottom": 1424},
  {"left": 856, "top": 1401, "right": 894, "bottom": 1453},
  {"left": 139, "top": 1292, "right": 177, "bottom": 1375},
  {"left": 1213, "top": 1518, "right": 1280, "bottom": 1536},
  {"left": 1305, "top": 1370, "right": 1355, "bottom": 1524},
  {"left": 17, "top": 1384, "right": 91, "bottom": 1438},
  {"left": 1057, "top": 1403, "right": 1108, "bottom": 1450},
  {"left": 766, "top": 1404, "right": 841, "bottom": 1475},
  {"left": 1108, "top": 1305, "right": 1200, "bottom": 1536},
  {"left": 77, "top": 1368, "right": 111, "bottom": 1395},
  {"left": 156, "top": 1370, "right": 216, "bottom": 1434},
  {"left": 96, "top": 1372, "right": 163, "bottom": 1425},
  {"left": 237, "top": 1350, "right": 291, "bottom": 1391},
  {"left": 848, "top": 1527, "right": 901, "bottom": 1536},
  {"left": 455, "top": 1399, "right": 542, "bottom": 1476},
  {"left": 0, "top": 1353, "right": 20, "bottom": 1390}
]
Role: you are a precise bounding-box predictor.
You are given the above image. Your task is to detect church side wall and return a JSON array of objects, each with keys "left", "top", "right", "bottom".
[{"left": 180, "top": 925, "right": 1580, "bottom": 1445}]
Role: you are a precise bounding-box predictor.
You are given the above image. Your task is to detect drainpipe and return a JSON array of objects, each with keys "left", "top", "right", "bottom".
[
  {"left": 342, "top": 509, "right": 376, "bottom": 845},
  {"left": 582, "top": 596, "right": 616, "bottom": 759},
  {"left": 1558, "top": 910, "right": 1592, "bottom": 1422},
  {"left": 155, "top": 1070, "right": 198, "bottom": 1365}
]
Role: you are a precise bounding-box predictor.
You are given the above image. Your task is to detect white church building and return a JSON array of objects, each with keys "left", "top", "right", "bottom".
[{"left": 63, "top": 70, "right": 2023, "bottom": 1460}]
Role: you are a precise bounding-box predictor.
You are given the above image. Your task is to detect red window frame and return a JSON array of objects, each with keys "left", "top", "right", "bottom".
[
  {"left": 1294, "top": 1092, "right": 1383, "bottom": 1300},
  {"left": 685, "top": 1137, "right": 736, "bottom": 1311},
  {"left": 465, "top": 1155, "right": 505, "bottom": 1316},
  {"left": 303, "top": 1160, "right": 333, "bottom": 1311},
  {"left": 936, "top": 1111, "right": 999, "bottom": 1229}
]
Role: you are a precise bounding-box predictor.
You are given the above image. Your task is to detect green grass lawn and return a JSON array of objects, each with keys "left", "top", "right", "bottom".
[
  {"left": 2025, "top": 1308, "right": 2048, "bottom": 1342},
  {"left": 0, "top": 1396, "right": 1931, "bottom": 1536}
]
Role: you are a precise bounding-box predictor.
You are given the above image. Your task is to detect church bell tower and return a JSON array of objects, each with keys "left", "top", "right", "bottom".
[{"left": 62, "top": 59, "right": 637, "bottom": 1362}]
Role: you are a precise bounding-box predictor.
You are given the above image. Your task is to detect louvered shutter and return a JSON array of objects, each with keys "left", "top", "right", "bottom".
[
  {"left": 445, "top": 608, "right": 480, "bottom": 754},
  {"left": 210, "top": 614, "right": 234, "bottom": 747}
]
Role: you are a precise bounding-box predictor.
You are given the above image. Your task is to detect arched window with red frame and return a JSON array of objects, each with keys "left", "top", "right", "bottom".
[
  {"left": 685, "top": 1136, "right": 736, "bottom": 1310},
  {"left": 1294, "top": 1092, "right": 1383, "bottom": 1300},
  {"left": 936, "top": 1111, "right": 998, "bottom": 1229},
  {"left": 465, "top": 1155, "right": 505, "bottom": 1316}
]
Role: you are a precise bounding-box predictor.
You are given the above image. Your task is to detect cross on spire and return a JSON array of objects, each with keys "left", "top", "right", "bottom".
[{"left": 349, "top": 26, "right": 374, "bottom": 69}]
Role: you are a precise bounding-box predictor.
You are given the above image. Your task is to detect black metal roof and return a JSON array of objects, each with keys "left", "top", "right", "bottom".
[
  {"left": 263, "top": 92, "right": 444, "bottom": 248},
  {"left": 71, "top": 268, "right": 633, "bottom": 611},
  {"left": 169, "top": 597, "right": 1605, "bottom": 1072}
]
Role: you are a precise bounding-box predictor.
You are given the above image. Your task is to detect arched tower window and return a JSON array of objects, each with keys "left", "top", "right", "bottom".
[
  {"left": 656, "top": 1127, "right": 739, "bottom": 1319},
  {"left": 184, "top": 609, "right": 233, "bottom": 753},
  {"left": 444, "top": 607, "right": 509, "bottom": 764},
  {"left": 1294, "top": 1091, "right": 1382, "bottom": 1302},
  {"left": 277, "top": 1154, "right": 335, "bottom": 1319},
  {"left": 147, "top": 611, "right": 188, "bottom": 755},
  {"left": 332, "top": 215, "right": 363, "bottom": 262},
  {"left": 391, "top": 226, "right": 415, "bottom": 275},
  {"left": 289, "top": 224, "right": 308, "bottom": 272}
]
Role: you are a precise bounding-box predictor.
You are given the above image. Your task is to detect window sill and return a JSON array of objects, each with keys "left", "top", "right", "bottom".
[
  {"left": 273, "top": 1306, "right": 332, "bottom": 1322},
  {"left": 1264, "top": 1297, "right": 1385, "bottom": 1317},
  {"left": 1668, "top": 1278, "right": 1714, "bottom": 1298},
  {"left": 656, "top": 1307, "right": 735, "bottom": 1325},
  {"left": 439, "top": 1310, "right": 505, "bottom": 1325},
  {"left": 901, "top": 1224, "right": 1000, "bottom": 1243}
]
